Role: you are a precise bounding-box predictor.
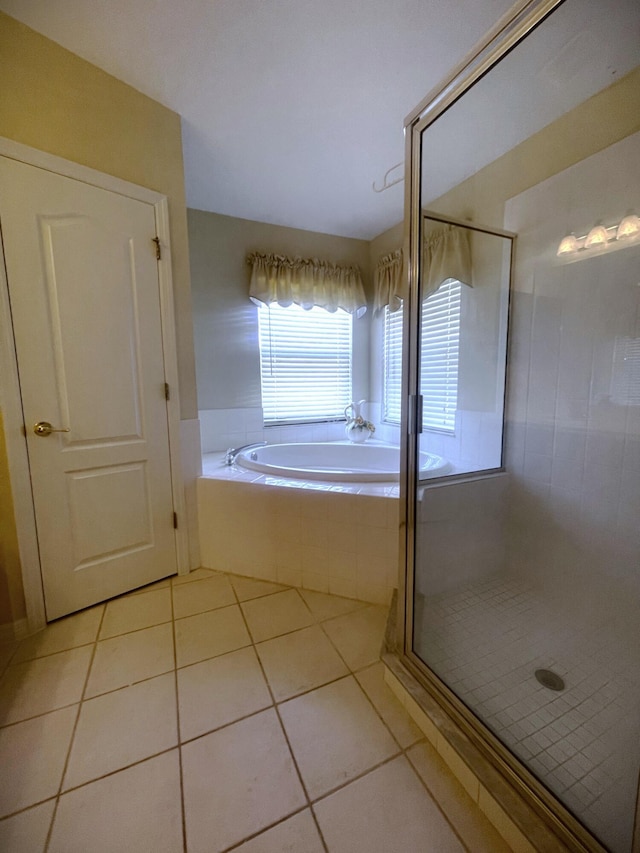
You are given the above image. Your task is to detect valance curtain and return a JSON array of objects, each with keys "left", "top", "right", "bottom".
[
  {"left": 373, "top": 224, "right": 472, "bottom": 314},
  {"left": 373, "top": 249, "right": 405, "bottom": 315},
  {"left": 423, "top": 224, "right": 472, "bottom": 296},
  {"left": 247, "top": 252, "right": 367, "bottom": 318}
]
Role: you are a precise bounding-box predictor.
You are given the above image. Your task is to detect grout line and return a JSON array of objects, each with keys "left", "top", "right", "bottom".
[
  {"left": 219, "top": 805, "right": 310, "bottom": 852},
  {"left": 169, "top": 584, "right": 188, "bottom": 853},
  {"left": 43, "top": 603, "right": 107, "bottom": 852},
  {"left": 231, "top": 581, "right": 330, "bottom": 853}
]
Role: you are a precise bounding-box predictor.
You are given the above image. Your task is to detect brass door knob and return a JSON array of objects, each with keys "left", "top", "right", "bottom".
[{"left": 33, "top": 421, "right": 71, "bottom": 437}]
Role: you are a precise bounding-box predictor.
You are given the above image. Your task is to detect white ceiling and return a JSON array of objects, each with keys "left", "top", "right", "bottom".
[
  {"left": 4, "top": 1, "right": 638, "bottom": 240},
  {"left": 0, "top": 0, "right": 518, "bottom": 239}
]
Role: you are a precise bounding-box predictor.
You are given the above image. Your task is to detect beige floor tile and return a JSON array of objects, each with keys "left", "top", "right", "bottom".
[
  {"left": 175, "top": 604, "right": 250, "bottom": 668},
  {"left": 172, "top": 574, "right": 235, "bottom": 619},
  {"left": 0, "top": 706, "right": 77, "bottom": 817},
  {"left": 321, "top": 605, "right": 387, "bottom": 671},
  {"left": 85, "top": 623, "right": 174, "bottom": 698},
  {"left": 279, "top": 676, "right": 398, "bottom": 799},
  {"left": 99, "top": 588, "right": 172, "bottom": 639},
  {"left": 299, "top": 588, "right": 367, "bottom": 621},
  {"left": 355, "top": 662, "right": 423, "bottom": 748},
  {"left": 0, "top": 646, "right": 92, "bottom": 725},
  {"left": 172, "top": 567, "right": 221, "bottom": 586},
  {"left": 230, "top": 575, "right": 290, "bottom": 602},
  {"left": 49, "top": 750, "right": 183, "bottom": 853},
  {"left": 14, "top": 607, "right": 103, "bottom": 663},
  {"left": 178, "top": 647, "right": 271, "bottom": 741},
  {"left": 241, "top": 590, "right": 313, "bottom": 643},
  {"left": 233, "top": 810, "right": 325, "bottom": 853},
  {"left": 182, "top": 708, "right": 306, "bottom": 853},
  {"left": 256, "top": 625, "right": 348, "bottom": 702},
  {"left": 314, "top": 756, "right": 465, "bottom": 853},
  {"left": 128, "top": 577, "right": 172, "bottom": 595},
  {"left": 0, "top": 642, "right": 18, "bottom": 676},
  {"left": 63, "top": 672, "right": 178, "bottom": 790},
  {"left": 0, "top": 799, "right": 56, "bottom": 853},
  {"left": 407, "top": 741, "right": 513, "bottom": 853}
]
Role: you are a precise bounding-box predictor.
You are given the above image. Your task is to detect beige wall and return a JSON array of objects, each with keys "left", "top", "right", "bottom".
[
  {"left": 0, "top": 12, "right": 197, "bottom": 419},
  {"left": 427, "top": 66, "right": 640, "bottom": 229},
  {"left": 0, "top": 13, "right": 197, "bottom": 627},
  {"left": 189, "top": 208, "right": 372, "bottom": 411}
]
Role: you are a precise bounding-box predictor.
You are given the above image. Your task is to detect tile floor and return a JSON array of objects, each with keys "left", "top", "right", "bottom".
[
  {"left": 0, "top": 569, "right": 512, "bottom": 852},
  {"left": 415, "top": 571, "right": 640, "bottom": 853}
]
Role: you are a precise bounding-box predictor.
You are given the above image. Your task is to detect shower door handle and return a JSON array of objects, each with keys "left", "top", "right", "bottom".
[{"left": 408, "top": 395, "right": 423, "bottom": 434}]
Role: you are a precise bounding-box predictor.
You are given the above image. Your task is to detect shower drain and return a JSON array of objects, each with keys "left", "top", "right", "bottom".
[{"left": 535, "top": 669, "right": 565, "bottom": 691}]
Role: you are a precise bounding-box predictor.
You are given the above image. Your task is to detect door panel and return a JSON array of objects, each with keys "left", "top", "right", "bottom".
[{"left": 0, "top": 157, "right": 177, "bottom": 619}]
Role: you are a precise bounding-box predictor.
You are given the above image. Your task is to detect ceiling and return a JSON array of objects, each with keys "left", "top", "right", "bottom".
[{"left": 0, "top": 0, "right": 519, "bottom": 239}]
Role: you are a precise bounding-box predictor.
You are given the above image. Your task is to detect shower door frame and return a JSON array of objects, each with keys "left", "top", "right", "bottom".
[{"left": 397, "top": 0, "right": 638, "bottom": 850}]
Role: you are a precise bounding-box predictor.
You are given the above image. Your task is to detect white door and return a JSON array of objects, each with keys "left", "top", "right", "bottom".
[{"left": 0, "top": 157, "right": 178, "bottom": 620}]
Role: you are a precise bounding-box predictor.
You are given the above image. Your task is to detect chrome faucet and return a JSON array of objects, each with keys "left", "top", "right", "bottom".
[{"left": 224, "top": 441, "right": 267, "bottom": 466}]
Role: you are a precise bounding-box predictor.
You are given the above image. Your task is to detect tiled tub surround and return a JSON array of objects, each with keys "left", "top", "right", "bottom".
[
  {"left": 0, "top": 569, "right": 513, "bottom": 853},
  {"left": 198, "top": 454, "right": 399, "bottom": 605}
]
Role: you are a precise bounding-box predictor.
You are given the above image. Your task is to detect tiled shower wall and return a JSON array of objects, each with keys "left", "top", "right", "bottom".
[{"left": 503, "top": 131, "right": 640, "bottom": 624}]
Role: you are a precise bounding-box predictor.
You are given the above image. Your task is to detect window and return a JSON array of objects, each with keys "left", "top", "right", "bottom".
[
  {"left": 258, "top": 303, "right": 352, "bottom": 424},
  {"left": 383, "top": 279, "right": 461, "bottom": 432}
]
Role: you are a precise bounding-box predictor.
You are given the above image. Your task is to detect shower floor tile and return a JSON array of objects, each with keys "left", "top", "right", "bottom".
[
  {"left": 0, "top": 570, "right": 523, "bottom": 852},
  {"left": 414, "top": 571, "right": 640, "bottom": 853}
]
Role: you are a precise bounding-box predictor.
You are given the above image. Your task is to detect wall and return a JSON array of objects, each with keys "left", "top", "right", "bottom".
[
  {"left": 504, "top": 131, "right": 640, "bottom": 625},
  {"left": 189, "top": 208, "right": 373, "bottom": 451},
  {"left": 0, "top": 13, "right": 200, "bottom": 627}
]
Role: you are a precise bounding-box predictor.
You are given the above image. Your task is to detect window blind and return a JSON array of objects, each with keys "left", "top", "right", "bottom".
[
  {"left": 383, "top": 307, "right": 404, "bottom": 423},
  {"left": 420, "top": 279, "right": 461, "bottom": 432},
  {"left": 258, "top": 303, "right": 352, "bottom": 424},
  {"left": 383, "top": 279, "right": 461, "bottom": 432}
]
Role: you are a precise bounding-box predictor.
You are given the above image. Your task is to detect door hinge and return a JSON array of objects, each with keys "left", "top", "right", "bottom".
[
  {"left": 152, "top": 236, "right": 162, "bottom": 260},
  {"left": 173, "top": 512, "right": 178, "bottom": 529},
  {"left": 164, "top": 382, "right": 170, "bottom": 401}
]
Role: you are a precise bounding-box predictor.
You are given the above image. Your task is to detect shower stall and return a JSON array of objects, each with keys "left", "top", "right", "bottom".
[{"left": 396, "top": 0, "right": 640, "bottom": 850}]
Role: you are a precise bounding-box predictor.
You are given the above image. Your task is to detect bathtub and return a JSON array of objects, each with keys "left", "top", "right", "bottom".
[
  {"left": 235, "top": 440, "right": 449, "bottom": 483},
  {"left": 198, "top": 440, "right": 450, "bottom": 605}
]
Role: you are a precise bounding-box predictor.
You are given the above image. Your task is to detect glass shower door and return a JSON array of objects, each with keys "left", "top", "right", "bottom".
[{"left": 405, "top": 1, "right": 640, "bottom": 850}]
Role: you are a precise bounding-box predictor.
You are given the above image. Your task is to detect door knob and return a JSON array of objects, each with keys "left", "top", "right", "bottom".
[{"left": 33, "top": 421, "right": 71, "bottom": 437}]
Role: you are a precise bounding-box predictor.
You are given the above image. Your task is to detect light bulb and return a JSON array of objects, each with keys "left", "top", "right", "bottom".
[
  {"left": 584, "top": 224, "right": 609, "bottom": 249},
  {"left": 557, "top": 233, "right": 578, "bottom": 256},
  {"left": 616, "top": 214, "right": 640, "bottom": 240}
]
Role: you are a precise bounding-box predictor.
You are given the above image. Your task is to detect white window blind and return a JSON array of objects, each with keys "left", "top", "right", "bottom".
[
  {"left": 383, "top": 306, "right": 404, "bottom": 424},
  {"left": 258, "top": 303, "right": 352, "bottom": 424},
  {"left": 383, "top": 279, "right": 461, "bottom": 432}
]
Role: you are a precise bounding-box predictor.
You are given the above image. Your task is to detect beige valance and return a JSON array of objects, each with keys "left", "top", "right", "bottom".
[
  {"left": 423, "top": 224, "right": 472, "bottom": 296},
  {"left": 373, "top": 224, "right": 472, "bottom": 314},
  {"left": 247, "top": 252, "right": 367, "bottom": 317},
  {"left": 373, "top": 249, "right": 406, "bottom": 316}
]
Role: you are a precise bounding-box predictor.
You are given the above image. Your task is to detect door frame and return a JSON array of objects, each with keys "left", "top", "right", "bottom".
[{"left": 0, "top": 137, "right": 189, "bottom": 634}]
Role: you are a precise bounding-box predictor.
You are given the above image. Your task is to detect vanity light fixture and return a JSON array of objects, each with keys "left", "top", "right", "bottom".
[
  {"left": 616, "top": 213, "right": 640, "bottom": 240},
  {"left": 583, "top": 223, "right": 609, "bottom": 249},
  {"left": 556, "top": 233, "right": 579, "bottom": 256},
  {"left": 556, "top": 211, "right": 640, "bottom": 259}
]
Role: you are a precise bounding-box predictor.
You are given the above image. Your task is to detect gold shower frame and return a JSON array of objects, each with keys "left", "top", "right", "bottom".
[{"left": 397, "top": 0, "right": 639, "bottom": 850}]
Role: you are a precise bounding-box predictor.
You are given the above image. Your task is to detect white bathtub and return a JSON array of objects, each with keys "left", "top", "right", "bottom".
[{"left": 235, "top": 440, "right": 449, "bottom": 483}]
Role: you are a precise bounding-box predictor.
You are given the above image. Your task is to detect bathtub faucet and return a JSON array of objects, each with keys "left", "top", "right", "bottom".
[{"left": 224, "top": 441, "right": 267, "bottom": 466}]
